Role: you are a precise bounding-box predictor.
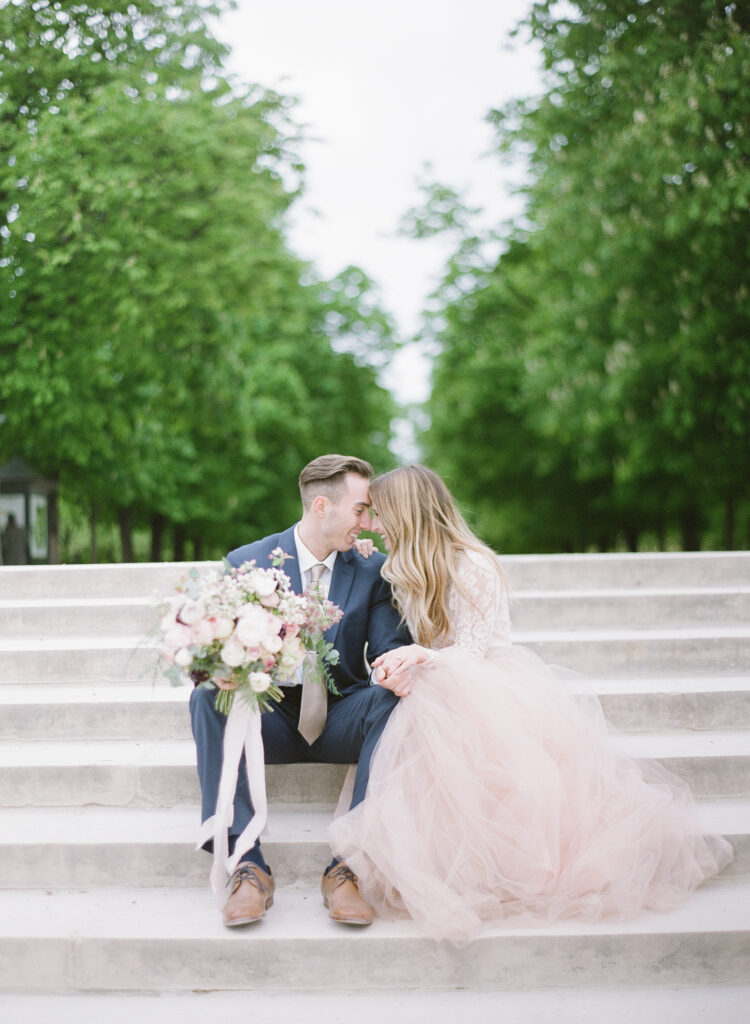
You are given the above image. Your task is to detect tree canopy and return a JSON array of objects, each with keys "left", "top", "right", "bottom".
[
  {"left": 423, "top": 0, "right": 750, "bottom": 552},
  {"left": 0, "top": 1, "right": 398, "bottom": 560}
]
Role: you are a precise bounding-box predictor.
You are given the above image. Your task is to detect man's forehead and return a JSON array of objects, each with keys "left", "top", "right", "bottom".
[{"left": 343, "top": 474, "right": 371, "bottom": 505}]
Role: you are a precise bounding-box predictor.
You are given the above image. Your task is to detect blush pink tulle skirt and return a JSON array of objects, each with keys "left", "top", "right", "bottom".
[{"left": 329, "top": 645, "right": 733, "bottom": 942}]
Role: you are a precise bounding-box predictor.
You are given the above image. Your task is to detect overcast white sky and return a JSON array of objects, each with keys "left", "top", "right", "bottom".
[{"left": 212, "top": 0, "right": 543, "bottom": 451}]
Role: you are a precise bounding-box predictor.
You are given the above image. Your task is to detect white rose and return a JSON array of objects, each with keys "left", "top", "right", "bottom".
[
  {"left": 261, "top": 633, "right": 283, "bottom": 654},
  {"left": 174, "top": 647, "right": 193, "bottom": 667},
  {"left": 249, "top": 671, "right": 272, "bottom": 693},
  {"left": 236, "top": 606, "right": 280, "bottom": 650},
  {"left": 221, "top": 635, "right": 246, "bottom": 668},
  {"left": 210, "top": 615, "right": 234, "bottom": 640},
  {"left": 252, "top": 575, "right": 278, "bottom": 598}
]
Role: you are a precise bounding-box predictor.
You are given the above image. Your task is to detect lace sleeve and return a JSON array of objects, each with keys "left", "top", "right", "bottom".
[{"left": 445, "top": 552, "right": 511, "bottom": 657}]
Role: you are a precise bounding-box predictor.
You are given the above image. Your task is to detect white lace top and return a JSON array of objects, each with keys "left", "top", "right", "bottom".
[{"left": 432, "top": 549, "right": 511, "bottom": 658}]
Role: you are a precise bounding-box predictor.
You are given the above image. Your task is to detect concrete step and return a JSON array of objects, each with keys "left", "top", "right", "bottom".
[
  {"left": 1, "top": 552, "right": 749, "bottom": 602},
  {"left": 2, "top": 678, "right": 750, "bottom": 742},
  {"left": 501, "top": 552, "right": 750, "bottom": 590},
  {"left": 0, "top": 597, "right": 158, "bottom": 637},
  {"left": 6, "top": 586, "right": 750, "bottom": 638},
  {"left": 510, "top": 588, "right": 750, "bottom": 631},
  {"left": 3, "top": 628, "right": 750, "bottom": 684},
  {"left": 0, "top": 739, "right": 346, "bottom": 806},
  {"left": 1, "top": 988, "right": 749, "bottom": 1024},
  {"left": 0, "top": 799, "right": 745, "bottom": 891},
  {"left": 0, "top": 562, "right": 214, "bottom": 601},
  {"left": 1, "top": 732, "right": 749, "bottom": 806},
  {"left": 515, "top": 628, "right": 750, "bottom": 676},
  {"left": 0, "top": 881, "right": 747, "bottom": 992},
  {"left": 0, "top": 804, "right": 332, "bottom": 889}
]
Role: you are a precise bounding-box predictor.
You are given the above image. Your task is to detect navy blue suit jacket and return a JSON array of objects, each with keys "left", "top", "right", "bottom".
[{"left": 226, "top": 525, "right": 411, "bottom": 694}]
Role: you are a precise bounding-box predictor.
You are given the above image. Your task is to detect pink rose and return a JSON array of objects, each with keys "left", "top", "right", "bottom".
[
  {"left": 163, "top": 623, "right": 193, "bottom": 652},
  {"left": 178, "top": 599, "right": 205, "bottom": 625},
  {"left": 190, "top": 619, "right": 214, "bottom": 646}
]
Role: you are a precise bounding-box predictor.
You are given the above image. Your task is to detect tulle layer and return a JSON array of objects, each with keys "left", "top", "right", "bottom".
[{"left": 329, "top": 645, "right": 733, "bottom": 942}]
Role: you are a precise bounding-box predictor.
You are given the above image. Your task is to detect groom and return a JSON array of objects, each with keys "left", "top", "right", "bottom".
[{"left": 190, "top": 454, "right": 411, "bottom": 927}]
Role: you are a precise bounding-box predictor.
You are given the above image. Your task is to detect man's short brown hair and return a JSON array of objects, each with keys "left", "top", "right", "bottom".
[{"left": 299, "top": 454, "right": 373, "bottom": 509}]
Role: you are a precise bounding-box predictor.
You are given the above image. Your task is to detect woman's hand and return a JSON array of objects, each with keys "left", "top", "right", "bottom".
[
  {"left": 353, "top": 537, "right": 375, "bottom": 558},
  {"left": 372, "top": 645, "right": 431, "bottom": 697}
]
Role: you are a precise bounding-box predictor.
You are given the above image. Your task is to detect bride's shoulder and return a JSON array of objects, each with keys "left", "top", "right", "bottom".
[{"left": 455, "top": 547, "right": 504, "bottom": 585}]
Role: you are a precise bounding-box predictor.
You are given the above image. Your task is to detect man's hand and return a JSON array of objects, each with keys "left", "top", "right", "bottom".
[{"left": 372, "top": 644, "right": 431, "bottom": 697}]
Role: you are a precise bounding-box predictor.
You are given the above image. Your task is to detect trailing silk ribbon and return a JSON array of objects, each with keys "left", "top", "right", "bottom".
[{"left": 196, "top": 694, "right": 268, "bottom": 905}]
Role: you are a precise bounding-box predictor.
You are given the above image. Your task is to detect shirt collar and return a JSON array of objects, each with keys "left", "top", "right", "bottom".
[{"left": 294, "top": 524, "right": 338, "bottom": 576}]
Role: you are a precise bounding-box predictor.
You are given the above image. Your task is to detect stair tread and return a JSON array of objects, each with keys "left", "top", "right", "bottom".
[
  {"left": 5, "top": 585, "right": 750, "bottom": 608},
  {"left": 2, "top": 676, "right": 750, "bottom": 705},
  {"left": 3, "top": 730, "right": 750, "bottom": 767},
  {"left": 0, "top": 797, "right": 747, "bottom": 842},
  {"left": 0, "top": 879, "right": 747, "bottom": 939},
  {"left": 0, "top": 803, "right": 330, "bottom": 841},
  {"left": 4, "top": 626, "right": 750, "bottom": 653},
  {"left": 0, "top": 988, "right": 748, "bottom": 1024}
]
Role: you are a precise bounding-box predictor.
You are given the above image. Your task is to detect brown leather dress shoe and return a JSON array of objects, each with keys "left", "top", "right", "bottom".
[
  {"left": 321, "top": 863, "right": 374, "bottom": 925},
  {"left": 222, "top": 863, "right": 275, "bottom": 927}
]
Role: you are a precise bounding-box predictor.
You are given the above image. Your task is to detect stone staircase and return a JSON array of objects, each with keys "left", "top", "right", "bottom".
[{"left": 0, "top": 553, "right": 749, "bottom": 1020}]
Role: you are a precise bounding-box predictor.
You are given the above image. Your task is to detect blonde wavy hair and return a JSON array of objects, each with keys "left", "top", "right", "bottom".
[{"left": 370, "top": 465, "right": 507, "bottom": 646}]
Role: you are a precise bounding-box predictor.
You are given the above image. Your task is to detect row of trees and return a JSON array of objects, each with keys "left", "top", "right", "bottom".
[
  {"left": 0, "top": 1, "right": 397, "bottom": 561},
  {"left": 422, "top": 0, "right": 750, "bottom": 552}
]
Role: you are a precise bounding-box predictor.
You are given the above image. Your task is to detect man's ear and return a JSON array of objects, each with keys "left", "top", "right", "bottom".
[{"left": 312, "top": 495, "right": 328, "bottom": 518}]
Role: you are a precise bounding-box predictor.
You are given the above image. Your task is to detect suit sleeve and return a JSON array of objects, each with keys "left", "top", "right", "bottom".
[{"left": 366, "top": 573, "right": 412, "bottom": 662}]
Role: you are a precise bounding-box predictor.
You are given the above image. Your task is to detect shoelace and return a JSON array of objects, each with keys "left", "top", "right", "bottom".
[
  {"left": 228, "top": 863, "right": 266, "bottom": 893},
  {"left": 327, "top": 864, "right": 357, "bottom": 886}
]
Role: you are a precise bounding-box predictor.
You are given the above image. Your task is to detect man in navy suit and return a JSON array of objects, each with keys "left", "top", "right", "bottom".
[{"left": 189, "top": 454, "right": 411, "bottom": 927}]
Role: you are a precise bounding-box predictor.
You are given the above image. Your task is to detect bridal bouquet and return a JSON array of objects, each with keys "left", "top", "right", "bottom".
[{"left": 158, "top": 549, "right": 343, "bottom": 714}]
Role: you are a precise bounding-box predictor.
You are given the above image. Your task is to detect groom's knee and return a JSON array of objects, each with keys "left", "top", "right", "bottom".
[{"left": 362, "top": 684, "right": 399, "bottom": 732}]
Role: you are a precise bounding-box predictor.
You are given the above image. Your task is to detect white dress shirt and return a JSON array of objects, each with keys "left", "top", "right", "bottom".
[
  {"left": 294, "top": 523, "right": 337, "bottom": 598},
  {"left": 285, "top": 525, "right": 338, "bottom": 687}
]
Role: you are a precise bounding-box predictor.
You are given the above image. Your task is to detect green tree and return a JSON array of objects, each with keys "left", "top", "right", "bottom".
[
  {"left": 1, "top": 2, "right": 398, "bottom": 560},
  {"left": 424, "top": 0, "right": 750, "bottom": 551}
]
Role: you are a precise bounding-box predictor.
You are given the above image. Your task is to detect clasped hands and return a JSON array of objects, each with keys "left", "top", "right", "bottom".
[{"left": 372, "top": 645, "right": 431, "bottom": 697}]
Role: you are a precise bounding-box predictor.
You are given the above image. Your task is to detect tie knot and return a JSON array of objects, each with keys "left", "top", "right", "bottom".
[{"left": 309, "top": 562, "right": 326, "bottom": 586}]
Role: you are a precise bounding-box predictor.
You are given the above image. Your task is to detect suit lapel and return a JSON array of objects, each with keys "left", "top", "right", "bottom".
[
  {"left": 327, "top": 549, "right": 355, "bottom": 646},
  {"left": 275, "top": 525, "right": 302, "bottom": 594}
]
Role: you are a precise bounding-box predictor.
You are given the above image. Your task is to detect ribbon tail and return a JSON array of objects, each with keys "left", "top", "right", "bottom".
[
  {"left": 226, "top": 708, "right": 268, "bottom": 874},
  {"left": 207, "top": 697, "right": 253, "bottom": 905}
]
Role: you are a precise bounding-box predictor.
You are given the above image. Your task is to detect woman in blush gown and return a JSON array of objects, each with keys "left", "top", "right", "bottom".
[{"left": 328, "top": 465, "right": 733, "bottom": 943}]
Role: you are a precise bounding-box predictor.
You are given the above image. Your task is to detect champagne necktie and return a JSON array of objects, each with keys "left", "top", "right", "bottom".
[{"left": 298, "top": 562, "right": 328, "bottom": 744}]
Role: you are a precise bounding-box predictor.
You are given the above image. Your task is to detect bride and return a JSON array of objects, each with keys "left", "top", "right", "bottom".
[{"left": 329, "top": 465, "right": 733, "bottom": 942}]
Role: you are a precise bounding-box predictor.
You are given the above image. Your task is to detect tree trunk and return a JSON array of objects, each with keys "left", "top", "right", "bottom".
[
  {"left": 118, "top": 507, "right": 134, "bottom": 562},
  {"left": 150, "top": 513, "right": 166, "bottom": 562},
  {"left": 680, "top": 508, "right": 701, "bottom": 551},
  {"left": 90, "top": 503, "right": 98, "bottom": 563},
  {"left": 723, "top": 497, "right": 735, "bottom": 550},
  {"left": 192, "top": 537, "right": 203, "bottom": 561},
  {"left": 173, "top": 524, "right": 186, "bottom": 562},
  {"left": 624, "top": 526, "right": 639, "bottom": 552}
]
